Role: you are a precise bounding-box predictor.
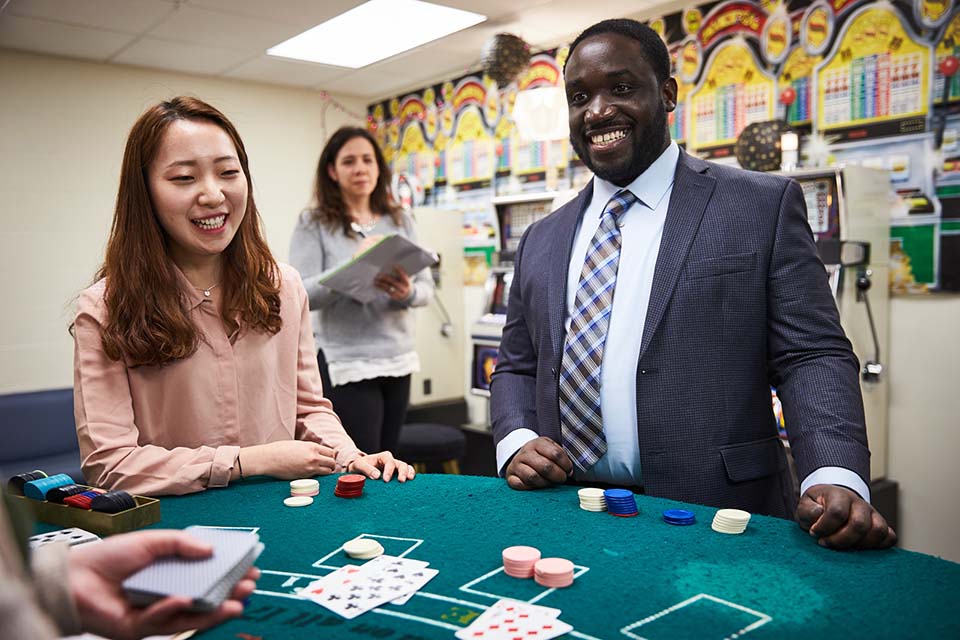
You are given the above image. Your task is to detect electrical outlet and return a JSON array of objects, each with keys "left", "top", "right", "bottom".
[{"left": 423, "top": 379, "right": 432, "bottom": 395}]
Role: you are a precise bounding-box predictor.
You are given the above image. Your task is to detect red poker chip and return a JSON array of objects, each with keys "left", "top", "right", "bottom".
[
  {"left": 611, "top": 511, "right": 639, "bottom": 517},
  {"left": 338, "top": 474, "right": 366, "bottom": 483}
]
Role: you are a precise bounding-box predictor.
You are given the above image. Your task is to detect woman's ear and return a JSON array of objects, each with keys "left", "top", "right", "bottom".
[{"left": 327, "top": 164, "right": 337, "bottom": 183}]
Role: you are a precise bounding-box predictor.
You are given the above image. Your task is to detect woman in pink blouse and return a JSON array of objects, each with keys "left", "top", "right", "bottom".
[{"left": 72, "top": 96, "right": 415, "bottom": 496}]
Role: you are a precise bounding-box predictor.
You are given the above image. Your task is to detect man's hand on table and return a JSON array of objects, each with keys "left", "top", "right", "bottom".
[
  {"left": 505, "top": 437, "right": 573, "bottom": 490},
  {"left": 68, "top": 529, "right": 259, "bottom": 640},
  {"left": 796, "top": 484, "right": 897, "bottom": 550}
]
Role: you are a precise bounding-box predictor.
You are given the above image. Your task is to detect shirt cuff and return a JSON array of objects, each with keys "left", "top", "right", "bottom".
[
  {"left": 495, "top": 428, "right": 540, "bottom": 477},
  {"left": 210, "top": 445, "right": 241, "bottom": 487},
  {"left": 800, "top": 466, "right": 871, "bottom": 503},
  {"left": 31, "top": 542, "right": 81, "bottom": 636}
]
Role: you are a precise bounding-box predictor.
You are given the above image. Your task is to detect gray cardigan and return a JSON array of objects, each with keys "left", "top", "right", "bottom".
[{"left": 289, "top": 209, "right": 433, "bottom": 363}]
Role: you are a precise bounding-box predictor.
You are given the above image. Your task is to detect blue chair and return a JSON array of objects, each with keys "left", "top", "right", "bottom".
[{"left": 0, "top": 388, "right": 83, "bottom": 485}]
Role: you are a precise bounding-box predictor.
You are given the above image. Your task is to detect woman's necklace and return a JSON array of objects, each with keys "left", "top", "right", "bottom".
[
  {"left": 197, "top": 282, "right": 219, "bottom": 298},
  {"left": 352, "top": 215, "right": 378, "bottom": 234}
]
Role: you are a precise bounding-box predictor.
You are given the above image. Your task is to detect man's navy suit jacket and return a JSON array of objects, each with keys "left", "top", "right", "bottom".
[{"left": 490, "top": 151, "right": 870, "bottom": 519}]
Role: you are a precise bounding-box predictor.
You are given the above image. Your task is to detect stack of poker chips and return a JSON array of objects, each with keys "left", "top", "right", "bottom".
[
  {"left": 47, "top": 484, "right": 92, "bottom": 504},
  {"left": 662, "top": 509, "right": 697, "bottom": 526},
  {"left": 284, "top": 478, "right": 320, "bottom": 507},
  {"left": 533, "top": 558, "right": 575, "bottom": 588},
  {"left": 22, "top": 474, "right": 75, "bottom": 500},
  {"left": 343, "top": 537, "right": 385, "bottom": 560},
  {"left": 502, "top": 545, "right": 541, "bottom": 578},
  {"left": 711, "top": 509, "right": 751, "bottom": 534},
  {"left": 90, "top": 490, "right": 136, "bottom": 514},
  {"left": 7, "top": 470, "right": 48, "bottom": 495},
  {"left": 603, "top": 488, "right": 639, "bottom": 517},
  {"left": 334, "top": 474, "right": 365, "bottom": 498},
  {"left": 577, "top": 488, "right": 607, "bottom": 512},
  {"left": 63, "top": 489, "right": 106, "bottom": 510}
]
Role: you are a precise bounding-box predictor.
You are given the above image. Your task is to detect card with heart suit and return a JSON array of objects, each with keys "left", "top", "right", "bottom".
[{"left": 456, "top": 599, "right": 572, "bottom": 640}]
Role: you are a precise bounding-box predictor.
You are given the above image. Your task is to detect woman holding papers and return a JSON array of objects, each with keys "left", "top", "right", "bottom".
[
  {"left": 290, "top": 126, "right": 434, "bottom": 454},
  {"left": 72, "top": 98, "right": 415, "bottom": 496}
]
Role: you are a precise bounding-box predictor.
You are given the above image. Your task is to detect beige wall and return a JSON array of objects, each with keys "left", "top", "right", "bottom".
[
  {"left": 887, "top": 295, "right": 960, "bottom": 563},
  {"left": 0, "top": 50, "right": 363, "bottom": 393}
]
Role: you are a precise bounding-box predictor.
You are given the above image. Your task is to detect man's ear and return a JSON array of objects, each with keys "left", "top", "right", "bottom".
[{"left": 662, "top": 77, "right": 679, "bottom": 112}]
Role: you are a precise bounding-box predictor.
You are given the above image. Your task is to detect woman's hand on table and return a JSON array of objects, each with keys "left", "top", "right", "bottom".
[
  {"left": 239, "top": 441, "right": 337, "bottom": 480},
  {"left": 347, "top": 451, "right": 416, "bottom": 482}
]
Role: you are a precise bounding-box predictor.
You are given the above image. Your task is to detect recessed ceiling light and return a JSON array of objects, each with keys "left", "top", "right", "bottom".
[{"left": 267, "top": 0, "right": 487, "bottom": 69}]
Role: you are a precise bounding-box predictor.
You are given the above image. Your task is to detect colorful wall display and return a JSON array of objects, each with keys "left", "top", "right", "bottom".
[{"left": 368, "top": 0, "right": 960, "bottom": 290}]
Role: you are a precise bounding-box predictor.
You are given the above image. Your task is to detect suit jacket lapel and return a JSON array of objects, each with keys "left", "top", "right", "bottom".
[
  {"left": 547, "top": 181, "right": 593, "bottom": 355},
  {"left": 639, "top": 152, "right": 716, "bottom": 359}
]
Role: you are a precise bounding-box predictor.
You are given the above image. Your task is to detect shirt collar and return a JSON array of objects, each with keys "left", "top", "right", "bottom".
[{"left": 592, "top": 140, "right": 680, "bottom": 214}]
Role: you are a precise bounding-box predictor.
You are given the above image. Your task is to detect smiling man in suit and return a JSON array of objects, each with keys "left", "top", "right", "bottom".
[{"left": 489, "top": 18, "right": 895, "bottom": 550}]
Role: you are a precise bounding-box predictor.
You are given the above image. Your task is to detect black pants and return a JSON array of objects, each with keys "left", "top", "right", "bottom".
[{"left": 317, "top": 349, "right": 410, "bottom": 454}]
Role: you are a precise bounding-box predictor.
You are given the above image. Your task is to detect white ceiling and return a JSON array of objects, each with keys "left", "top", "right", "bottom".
[{"left": 0, "top": 0, "right": 678, "bottom": 100}]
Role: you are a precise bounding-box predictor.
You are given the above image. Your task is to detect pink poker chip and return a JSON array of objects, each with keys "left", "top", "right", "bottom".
[
  {"left": 534, "top": 557, "right": 575, "bottom": 577},
  {"left": 502, "top": 545, "right": 541, "bottom": 564}
]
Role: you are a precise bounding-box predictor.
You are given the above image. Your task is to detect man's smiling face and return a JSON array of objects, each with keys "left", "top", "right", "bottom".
[{"left": 564, "top": 32, "right": 677, "bottom": 187}]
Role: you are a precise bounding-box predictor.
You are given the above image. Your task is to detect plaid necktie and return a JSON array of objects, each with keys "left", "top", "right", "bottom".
[{"left": 559, "top": 189, "right": 638, "bottom": 472}]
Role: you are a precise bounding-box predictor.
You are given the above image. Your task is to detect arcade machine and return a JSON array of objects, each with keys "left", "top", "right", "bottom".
[
  {"left": 467, "top": 191, "right": 574, "bottom": 428},
  {"left": 780, "top": 165, "right": 893, "bottom": 505}
]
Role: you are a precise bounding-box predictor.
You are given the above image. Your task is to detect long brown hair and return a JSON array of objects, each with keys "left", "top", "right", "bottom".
[
  {"left": 94, "top": 96, "right": 281, "bottom": 367},
  {"left": 309, "top": 126, "right": 402, "bottom": 236}
]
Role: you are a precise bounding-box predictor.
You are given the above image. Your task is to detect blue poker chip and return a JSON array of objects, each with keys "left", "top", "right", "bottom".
[
  {"left": 603, "top": 489, "right": 639, "bottom": 515},
  {"left": 663, "top": 509, "right": 696, "bottom": 525}
]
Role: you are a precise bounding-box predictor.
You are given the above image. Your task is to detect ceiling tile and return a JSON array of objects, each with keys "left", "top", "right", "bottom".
[
  {"left": 225, "top": 56, "right": 349, "bottom": 88},
  {"left": 0, "top": 14, "right": 134, "bottom": 60},
  {"left": 319, "top": 69, "right": 405, "bottom": 98},
  {"left": 5, "top": 0, "right": 174, "bottom": 33},
  {"left": 112, "top": 36, "right": 250, "bottom": 76},
  {"left": 187, "top": 0, "right": 359, "bottom": 26},
  {"left": 148, "top": 5, "right": 302, "bottom": 51}
]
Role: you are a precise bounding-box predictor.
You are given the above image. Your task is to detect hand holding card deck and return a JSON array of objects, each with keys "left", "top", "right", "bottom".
[{"left": 122, "top": 526, "right": 263, "bottom": 612}]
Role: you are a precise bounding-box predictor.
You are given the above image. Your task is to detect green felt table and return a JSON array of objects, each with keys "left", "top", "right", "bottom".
[{"left": 135, "top": 474, "right": 959, "bottom": 639}]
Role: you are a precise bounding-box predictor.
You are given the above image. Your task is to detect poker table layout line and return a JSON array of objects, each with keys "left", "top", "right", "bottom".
[{"left": 39, "top": 474, "right": 960, "bottom": 639}]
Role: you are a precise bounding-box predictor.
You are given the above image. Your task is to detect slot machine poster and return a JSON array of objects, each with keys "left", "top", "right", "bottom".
[
  {"left": 814, "top": 4, "right": 932, "bottom": 141},
  {"left": 395, "top": 95, "right": 436, "bottom": 191},
  {"left": 446, "top": 77, "right": 495, "bottom": 188},
  {"left": 510, "top": 53, "right": 569, "bottom": 181},
  {"left": 690, "top": 40, "right": 776, "bottom": 158}
]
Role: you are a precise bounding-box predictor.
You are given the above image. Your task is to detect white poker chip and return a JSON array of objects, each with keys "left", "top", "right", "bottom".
[
  {"left": 290, "top": 479, "right": 320, "bottom": 491},
  {"left": 284, "top": 496, "right": 314, "bottom": 507},
  {"left": 343, "top": 538, "right": 384, "bottom": 559}
]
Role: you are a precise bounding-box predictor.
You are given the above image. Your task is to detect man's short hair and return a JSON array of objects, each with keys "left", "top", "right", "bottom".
[{"left": 566, "top": 18, "right": 671, "bottom": 84}]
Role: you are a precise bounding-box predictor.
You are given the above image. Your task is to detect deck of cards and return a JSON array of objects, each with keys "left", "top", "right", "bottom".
[
  {"left": 122, "top": 526, "right": 263, "bottom": 612},
  {"left": 456, "top": 599, "right": 574, "bottom": 640},
  {"left": 300, "top": 555, "right": 438, "bottom": 619}
]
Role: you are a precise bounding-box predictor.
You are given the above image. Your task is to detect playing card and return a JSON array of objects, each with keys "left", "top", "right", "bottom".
[
  {"left": 28, "top": 527, "right": 100, "bottom": 550},
  {"left": 456, "top": 599, "right": 569, "bottom": 640},
  {"left": 305, "top": 555, "right": 437, "bottom": 619}
]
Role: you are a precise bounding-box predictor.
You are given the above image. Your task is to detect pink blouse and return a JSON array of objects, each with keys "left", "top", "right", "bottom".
[{"left": 73, "top": 263, "right": 362, "bottom": 496}]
